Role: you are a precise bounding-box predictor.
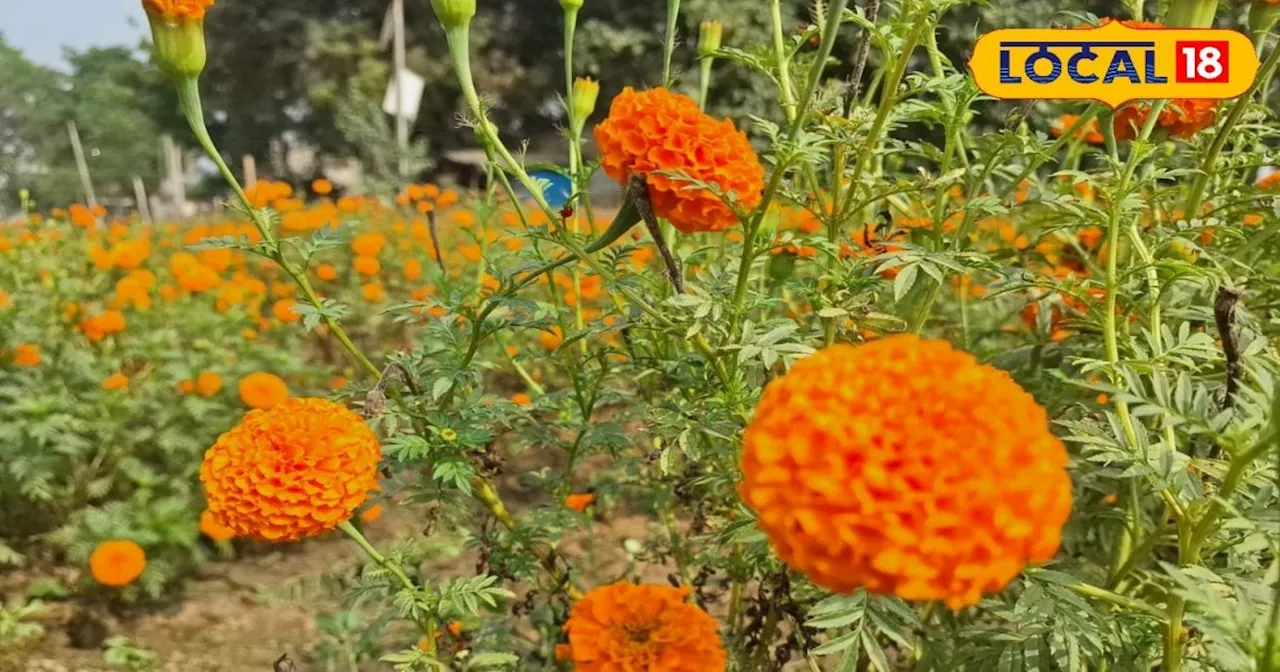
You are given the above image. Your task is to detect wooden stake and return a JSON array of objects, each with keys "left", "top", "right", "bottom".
[
  {"left": 392, "top": 0, "right": 409, "bottom": 178},
  {"left": 66, "top": 121, "right": 99, "bottom": 211},
  {"left": 132, "top": 176, "right": 153, "bottom": 225},
  {"left": 243, "top": 154, "right": 258, "bottom": 187}
]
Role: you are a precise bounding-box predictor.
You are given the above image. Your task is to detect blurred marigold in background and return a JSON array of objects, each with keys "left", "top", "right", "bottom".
[
  {"left": 196, "top": 371, "right": 222, "bottom": 397},
  {"left": 200, "top": 509, "right": 235, "bottom": 541},
  {"left": 1050, "top": 114, "right": 1104, "bottom": 145},
  {"left": 353, "top": 255, "right": 381, "bottom": 277},
  {"left": 594, "top": 87, "right": 764, "bottom": 234},
  {"left": 102, "top": 373, "right": 129, "bottom": 391},
  {"left": 565, "top": 493, "right": 595, "bottom": 513},
  {"left": 237, "top": 371, "right": 289, "bottom": 409},
  {"left": 1114, "top": 98, "right": 1217, "bottom": 141},
  {"left": 89, "top": 540, "right": 147, "bottom": 587},
  {"left": 312, "top": 178, "right": 333, "bottom": 196},
  {"left": 200, "top": 398, "right": 381, "bottom": 541},
  {"left": 559, "top": 582, "right": 726, "bottom": 671},
  {"left": 1259, "top": 171, "right": 1280, "bottom": 191},
  {"left": 740, "top": 334, "right": 1072, "bottom": 610},
  {"left": 315, "top": 263, "right": 339, "bottom": 281},
  {"left": 272, "top": 298, "right": 300, "bottom": 323},
  {"left": 11, "top": 343, "right": 41, "bottom": 368}
]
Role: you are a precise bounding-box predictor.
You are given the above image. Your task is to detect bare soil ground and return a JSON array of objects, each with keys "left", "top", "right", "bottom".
[{"left": 10, "top": 457, "right": 666, "bottom": 672}]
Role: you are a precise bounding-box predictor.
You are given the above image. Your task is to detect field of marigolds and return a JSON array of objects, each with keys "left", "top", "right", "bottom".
[{"left": 2, "top": 0, "right": 1280, "bottom": 669}]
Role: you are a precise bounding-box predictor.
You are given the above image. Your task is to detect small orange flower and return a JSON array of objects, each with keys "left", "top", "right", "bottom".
[
  {"left": 353, "top": 255, "right": 381, "bottom": 277},
  {"left": 594, "top": 87, "right": 764, "bottom": 234},
  {"left": 511, "top": 392, "right": 532, "bottom": 406},
  {"left": 740, "top": 335, "right": 1072, "bottom": 610},
  {"left": 1050, "top": 113, "right": 1104, "bottom": 144},
  {"left": 196, "top": 371, "right": 222, "bottom": 397},
  {"left": 272, "top": 298, "right": 300, "bottom": 323},
  {"left": 351, "top": 233, "right": 387, "bottom": 257},
  {"left": 361, "top": 283, "right": 385, "bottom": 303},
  {"left": 1258, "top": 171, "right": 1280, "bottom": 192},
  {"left": 179, "top": 379, "right": 197, "bottom": 395},
  {"left": 560, "top": 582, "right": 726, "bottom": 671},
  {"left": 1114, "top": 98, "right": 1217, "bottom": 140},
  {"left": 312, "top": 178, "right": 333, "bottom": 196},
  {"left": 540, "top": 326, "right": 564, "bottom": 351},
  {"left": 359, "top": 503, "right": 384, "bottom": 522},
  {"left": 200, "top": 398, "right": 382, "bottom": 541},
  {"left": 403, "top": 258, "right": 423, "bottom": 281},
  {"left": 103, "top": 373, "right": 129, "bottom": 391},
  {"left": 565, "top": 493, "right": 595, "bottom": 513},
  {"left": 89, "top": 540, "right": 147, "bottom": 587},
  {"left": 238, "top": 372, "right": 290, "bottom": 409},
  {"left": 330, "top": 376, "right": 349, "bottom": 390},
  {"left": 200, "top": 509, "right": 236, "bottom": 541},
  {"left": 11, "top": 343, "right": 41, "bottom": 368},
  {"left": 315, "top": 263, "right": 339, "bottom": 281}
]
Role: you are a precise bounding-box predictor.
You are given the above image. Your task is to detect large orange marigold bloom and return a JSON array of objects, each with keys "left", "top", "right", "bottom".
[
  {"left": 142, "top": 0, "right": 214, "bottom": 20},
  {"left": 200, "top": 398, "right": 381, "bottom": 541},
  {"left": 89, "top": 540, "right": 147, "bottom": 587},
  {"left": 238, "top": 372, "right": 290, "bottom": 409},
  {"left": 740, "top": 335, "right": 1073, "bottom": 610},
  {"left": 560, "top": 582, "right": 726, "bottom": 672},
  {"left": 594, "top": 87, "right": 764, "bottom": 234}
]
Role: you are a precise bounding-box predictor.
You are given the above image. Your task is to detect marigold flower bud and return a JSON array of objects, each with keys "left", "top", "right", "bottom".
[
  {"left": 560, "top": 0, "right": 585, "bottom": 10},
  {"left": 431, "top": 0, "right": 476, "bottom": 29},
  {"left": 142, "top": 0, "right": 213, "bottom": 82},
  {"left": 571, "top": 77, "right": 600, "bottom": 126},
  {"left": 698, "top": 21, "right": 723, "bottom": 58}
]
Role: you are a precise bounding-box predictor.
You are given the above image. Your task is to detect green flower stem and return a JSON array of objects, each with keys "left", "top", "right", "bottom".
[
  {"left": 728, "top": 0, "right": 848, "bottom": 350},
  {"left": 698, "top": 56, "right": 714, "bottom": 112},
  {"left": 563, "top": 8, "right": 588, "bottom": 352},
  {"left": 176, "top": 78, "right": 380, "bottom": 380},
  {"left": 770, "top": 0, "right": 797, "bottom": 122},
  {"left": 1182, "top": 42, "right": 1280, "bottom": 221},
  {"left": 472, "top": 476, "right": 584, "bottom": 600},
  {"left": 1024, "top": 570, "right": 1166, "bottom": 622},
  {"left": 337, "top": 521, "right": 437, "bottom": 647},
  {"left": 662, "top": 0, "right": 681, "bottom": 87}
]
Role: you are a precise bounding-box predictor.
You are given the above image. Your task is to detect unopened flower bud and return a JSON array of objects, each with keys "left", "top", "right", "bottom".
[
  {"left": 571, "top": 78, "right": 600, "bottom": 125},
  {"left": 432, "top": 0, "right": 476, "bottom": 30},
  {"left": 142, "top": 0, "right": 213, "bottom": 82},
  {"left": 698, "top": 21, "right": 723, "bottom": 58},
  {"left": 560, "top": 0, "right": 585, "bottom": 11}
]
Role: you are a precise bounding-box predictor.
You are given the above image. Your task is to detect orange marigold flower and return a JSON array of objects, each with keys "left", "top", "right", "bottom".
[
  {"left": 353, "top": 255, "right": 381, "bottom": 277},
  {"left": 510, "top": 392, "right": 532, "bottom": 406},
  {"left": 740, "top": 335, "right": 1073, "bottom": 610},
  {"left": 403, "top": 258, "right": 423, "bottom": 281},
  {"left": 560, "top": 582, "right": 726, "bottom": 672},
  {"left": 361, "top": 282, "right": 385, "bottom": 303},
  {"left": 200, "top": 398, "right": 381, "bottom": 541},
  {"left": 1050, "top": 113, "right": 1104, "bottom": 145},
  {"left": 1258, "top": 171, "right": 1280, "bottom": 192},
  {"left": 540, "top": 325, "right": 564, "bottom": 351},
  {"left": 1114, "top": 98, "right": 1217, "bottom": 140},
  {"left": 312, "top": 178, "right": 333, "bottom": 196},
  {"left": 196, "top": 371, "right": 222, "bottom": 397},
  {"left": 142, "top": 0, "right": 214, "bottom": 20},
  {"left": 330, "top": 376, "right": 349, "bottom": 390},
  {"left": 12, "top": 343, "right": 41, "bottom": 368},
  {"left": 351, "top": 233, "right": 387, "bottom": 257},
  {"left": 359, "top": 503, "right": 384, "bottom": 522},
  {"left": 200, "top": 509, "right": 236, "bottom": 541},
  {"left": 103, "top": 373, "right": 129, "bottom": 391},
  {"left": 565, "top": 493, "right": 595, "bottom": 513},
  {"left": 272, "top": 298, "right": 300, "bottom": 323},
  {"left": 238, "top": 371, "right": 290, "bottom": 409},
  {"left": 89, "top": 540, "right": 147, "bottom": 587},
  {"left": 594, "top": 87, "right": 764, "bottom": 234},
  {"left": 316, "top": 263, "right": 339, "bottom": 281}
]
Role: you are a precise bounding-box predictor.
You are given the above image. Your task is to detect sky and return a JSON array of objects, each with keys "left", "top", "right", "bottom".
[{"left": 2, "top": 0, "right": 147, "bottom": 71}]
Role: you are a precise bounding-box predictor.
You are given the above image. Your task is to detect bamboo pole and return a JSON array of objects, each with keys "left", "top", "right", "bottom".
[
  {"left": 66, "top": 121, "right": 99, "bottom": 211},
  {"left": 393, "top": 0, "right": 409, "bottom": 178},
  {"left": 132, "top": 176, "right": 153, "bottom": 225}
]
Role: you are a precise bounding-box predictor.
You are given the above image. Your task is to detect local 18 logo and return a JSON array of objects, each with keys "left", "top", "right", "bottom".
[{"left": 967, "top": 21, "right": 1260, "bottom": 107}]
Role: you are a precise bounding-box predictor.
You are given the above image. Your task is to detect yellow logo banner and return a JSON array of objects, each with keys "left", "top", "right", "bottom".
[{"left": 967, "top": 22, "right": 1259, "bottom": 108}]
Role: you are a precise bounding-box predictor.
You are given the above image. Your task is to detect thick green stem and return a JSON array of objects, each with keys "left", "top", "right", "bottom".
[{"left": 771, "top": 0, "right": 797, "bottom": 122}]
